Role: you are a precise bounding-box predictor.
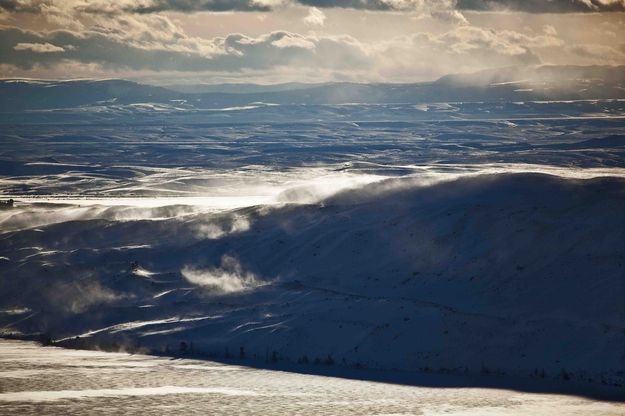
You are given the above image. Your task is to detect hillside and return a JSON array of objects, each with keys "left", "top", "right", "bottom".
[{"left": 1, "top": 173, "right": 624, "bottom": 389}]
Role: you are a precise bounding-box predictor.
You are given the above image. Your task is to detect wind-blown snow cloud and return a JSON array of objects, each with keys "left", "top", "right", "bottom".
[
  {"left": 195, "top": 214, "right": 251, "bottom": 240},
  {"left": 566, "top": 43, "right": 625, "bottom": 64},
  {"left": 182, "top": 255, "right": 264, "bottom": 293},
  {"left": 49, "top": 279, "right": 128, "bottom": 314}
]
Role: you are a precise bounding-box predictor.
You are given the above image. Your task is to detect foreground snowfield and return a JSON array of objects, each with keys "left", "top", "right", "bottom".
[
  {"left": 1, "top": 340, "right": 624, "bottom": 415},
  {"left": 1, "top": 100, "right": 625, "bottom": 404}
]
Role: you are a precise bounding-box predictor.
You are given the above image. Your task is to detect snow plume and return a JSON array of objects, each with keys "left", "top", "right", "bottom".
[
  {"left": 181, "top": 255, "right": 264, "bottom": 294},
  {"left": 49, "top": 279, "right": 128, "bottom": 314},
  {"left": 194, "top": 213, "right": 251, "bottom": 240},
  {"left": 275, "top": 173, "right": 385, "bottom": 204},
  {"left": 0, "top": 204, "right": 202, "bottom": 233}
]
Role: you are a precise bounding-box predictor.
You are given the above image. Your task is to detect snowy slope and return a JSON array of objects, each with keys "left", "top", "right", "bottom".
[{"left": 1, "top": 173, "right": 624, "bottom": 389}]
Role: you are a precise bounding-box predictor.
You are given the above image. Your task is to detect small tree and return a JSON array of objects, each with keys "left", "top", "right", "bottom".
[
  {"left": 560, "top": 368, "right": 571, "bottom": 381},
  {"left": 39, "top": 332, "right": 52, "bottom": 346}
]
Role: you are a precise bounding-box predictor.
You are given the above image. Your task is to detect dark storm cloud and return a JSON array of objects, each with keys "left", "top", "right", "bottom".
[{"left": 456, "top": 0, "right": 625, "bottom": 13}]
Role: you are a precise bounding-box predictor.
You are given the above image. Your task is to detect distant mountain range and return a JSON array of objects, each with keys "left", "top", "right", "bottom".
[{"left": 1, "top": 65, "right": 624, "bottom": 111}]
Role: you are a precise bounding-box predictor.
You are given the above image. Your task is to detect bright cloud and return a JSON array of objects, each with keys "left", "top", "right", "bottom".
[
  {"left": 304, "top": 7, "right": 326, "bottom": 26},
  {"left": 14, "top": 42, "right": 65, "bottom": 53}
]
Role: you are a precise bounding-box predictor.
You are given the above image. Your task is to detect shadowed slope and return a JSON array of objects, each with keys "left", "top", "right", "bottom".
[{"left": 1, "top": 173, "right": 624, "bottom": 397}]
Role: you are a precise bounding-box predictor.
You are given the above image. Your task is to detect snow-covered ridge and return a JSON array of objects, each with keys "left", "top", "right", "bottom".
[
  {"left": 1, "top": 172, "right": 624, "bottom": 390},
  {"left": 2, "top": 65, "right": 625, "bottom": 114}
]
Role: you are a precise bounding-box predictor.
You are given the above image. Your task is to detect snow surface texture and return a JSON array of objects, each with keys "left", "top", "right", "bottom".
[
  {"left": 1, "top": 97, "right": 625, "bottom": 396},
  {"left": 2, "top": 340, "right": 624, "bottom": 415}
]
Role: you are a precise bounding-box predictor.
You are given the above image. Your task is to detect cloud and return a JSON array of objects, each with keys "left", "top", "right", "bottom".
[
  {"left": 437, "top": 25, "right": 562, "bottom": 55},
  {"left": 429, "top": 8, "right": 469, "bottom": 24},
  {"left": 13, "top": 42, "right": 65, "bottom": 52},
  {"left": 3, "top": 0, "right": 624, "bottom": 14},
  {"left": 0, "top": 22, "right": 563, "bottom": 81},
  {"left": 0, "top": 0, "right": 458, "bottom": 22},
  {"left": 542, "top": 25, "right": 557, "bottom": 36},
  {"left": 94, "top": 0, "right": 276, "bottom": 14},
  {"left": 271, "top": 32, "right": 316, "bottom": 48},
  {"left": 181, "top": 255, "right": 264, "bottom": 293},
  {"left": 304, "top": 1, "right": 469, "bottom": 24},
  {"left": 0, "top": 0, "right": 620, "bottom": 82},
  {"left": 0, "top": 0, "right": 470, "bottom": 27},
  {"left": 372, "top": 26, "right": 552, "bottom": 80},
  {"left": 0, "top": 0, "right": 446, "bottom": 14},
  {"left": 296, "top": 0, "right": 426, "bottom": 10},
  {"left": 455, "top": 0, "right": 625, "bottom": 13},
  {"left": 304, "top": 6, "right": 326, "bottom": 26},
  {"left": 0, "top": 0, "right": 48, "bottom": 13},
  {"left": 0, "top": 26, "right": 370, "bottom": 72},
  {"left": 0, "top": 0, "right": 275, "bottom": 14}
]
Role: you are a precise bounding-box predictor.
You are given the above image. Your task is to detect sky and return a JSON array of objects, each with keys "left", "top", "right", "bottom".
[{"left": 0, "top": 0, "right": 624, "bottom": 84}]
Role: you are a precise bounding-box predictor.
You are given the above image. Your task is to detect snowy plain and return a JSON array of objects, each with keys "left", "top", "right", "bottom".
[{"left": 1, "top": 94, "right": 625, "bottom": 410}]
